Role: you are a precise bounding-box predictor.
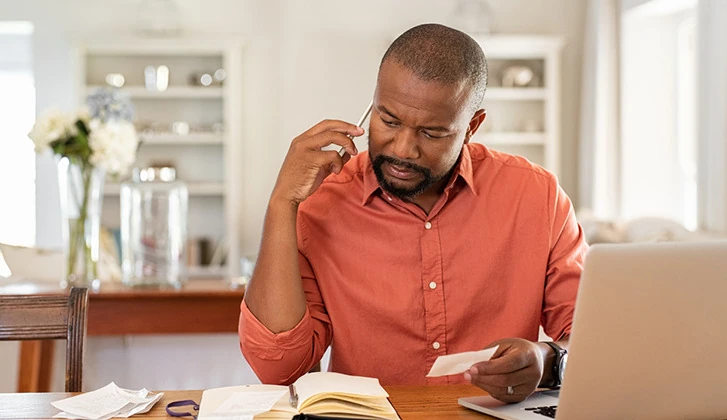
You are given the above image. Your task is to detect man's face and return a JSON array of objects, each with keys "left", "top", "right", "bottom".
[{"left": 368, "top": 60, "right": 482, "bottom": 200}]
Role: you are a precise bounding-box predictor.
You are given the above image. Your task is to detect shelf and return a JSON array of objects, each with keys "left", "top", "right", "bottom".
[
  {"left": 485, "top": 87, "right": 547, "bottom": 101},
  {"left": 86, "top": 86, "right": 223, "bottom": 99},
  {"left": 139, "top": 133, "right": 224, "bottom": 145},
  {"left": 104, "top": 182, "right": 225, "bottom": 196},
  {"left": 476, "top": 132, "right": 546, "bottom": 146}
]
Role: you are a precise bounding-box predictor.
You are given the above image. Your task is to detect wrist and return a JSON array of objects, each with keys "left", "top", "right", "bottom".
[
  {"left": 269, "top": 193, "right": 300, "bottom": 212},
  {"left": 536, "top": 342, "right": 557, "bottom": 387},
  {"left": 539, "top": 341, "right": 567, "bottom": 389}
]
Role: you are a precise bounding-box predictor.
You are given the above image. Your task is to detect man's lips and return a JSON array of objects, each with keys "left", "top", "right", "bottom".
[{"left": 385, "top": 162, "right": 418, "bottom": 180}]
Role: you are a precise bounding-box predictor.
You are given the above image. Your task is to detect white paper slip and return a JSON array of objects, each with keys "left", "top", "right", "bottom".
[
  {"left": 212, "top": 390, "right": 288, "bottom": 417},
  {"left": 51, "top": 382, "right": 163, "bottom": 420},
  {"left": 426, "top": 346, "right": 499, "bottom": 377}
]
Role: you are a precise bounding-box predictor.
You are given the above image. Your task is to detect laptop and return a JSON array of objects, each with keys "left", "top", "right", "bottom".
[{"left": 459, "top": 241, "right": 727, "bottom": 420}]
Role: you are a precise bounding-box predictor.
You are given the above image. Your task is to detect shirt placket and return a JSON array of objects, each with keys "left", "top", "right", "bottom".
[{"left": 420, "top": 216, "right": 447, "bottom": 384}]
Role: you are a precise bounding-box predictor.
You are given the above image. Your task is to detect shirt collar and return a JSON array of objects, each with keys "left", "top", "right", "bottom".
[{"left": 361, "top": 144, "right": 477, "bottom": 206}]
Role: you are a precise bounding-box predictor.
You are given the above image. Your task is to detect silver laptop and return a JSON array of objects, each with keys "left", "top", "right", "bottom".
[{"left": 459, "top": 241, "right": 727, "bottom": 420}]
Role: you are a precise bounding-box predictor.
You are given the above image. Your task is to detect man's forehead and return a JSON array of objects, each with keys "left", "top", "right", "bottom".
[{"left": 376, "top": 61, "right": 470, "bottom": 106}]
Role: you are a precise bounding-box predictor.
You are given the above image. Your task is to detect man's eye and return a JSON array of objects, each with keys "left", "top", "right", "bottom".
[
  {"left": 423, "top": 131, "right": 445, "bottom": 139},
  {"left": 382, "top": 119, "right": 398, "bottom": 127}
]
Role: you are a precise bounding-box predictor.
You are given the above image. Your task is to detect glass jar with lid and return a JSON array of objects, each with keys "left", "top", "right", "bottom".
[{"left": 120, "top": 166, "right": 188, "bottom": 288}]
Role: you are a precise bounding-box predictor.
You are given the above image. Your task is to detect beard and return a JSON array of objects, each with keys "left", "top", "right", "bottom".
[{"left": 370, "top": 153, "right": 448, "bottom": 200}]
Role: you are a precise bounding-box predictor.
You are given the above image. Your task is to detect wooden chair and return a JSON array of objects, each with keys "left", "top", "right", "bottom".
[{"left": 0, "top": 287, "right": 89, "bottom": 392}]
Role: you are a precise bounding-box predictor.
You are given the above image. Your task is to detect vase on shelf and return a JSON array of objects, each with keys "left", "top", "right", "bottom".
[{"left": 58, "top": 157, "right": 105, "bottom": 289}]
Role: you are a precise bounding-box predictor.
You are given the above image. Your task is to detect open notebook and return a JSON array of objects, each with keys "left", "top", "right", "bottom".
[{"left": 198, "top": 372, "right": 400, "bottom": 419}]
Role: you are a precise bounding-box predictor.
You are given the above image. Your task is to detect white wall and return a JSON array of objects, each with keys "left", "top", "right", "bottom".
[
  {"left": 697, "top": 0, "right": 727, "bottom": 233},
  {"left": 0, "top": 0, "right": 586, "bottom": 391}
]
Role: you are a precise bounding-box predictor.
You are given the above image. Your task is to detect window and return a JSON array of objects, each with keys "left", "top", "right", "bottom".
[
  {"left": 620, "top": 0, "right": 697, "bottom": 229},
  {"left": 0, "top": 22, "right": 35, "bottom": 276}
]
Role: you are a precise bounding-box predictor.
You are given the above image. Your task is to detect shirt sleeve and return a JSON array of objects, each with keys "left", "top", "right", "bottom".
[
  {"left": 238, "top": 249, "right": 333, "bottom": 385},
  {"left": 541, "top": 178, "right": 588, "bottom": 340}
]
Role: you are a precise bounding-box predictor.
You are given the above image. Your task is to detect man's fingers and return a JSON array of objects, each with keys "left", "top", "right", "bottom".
[
  {"left": 303, "top": 131, "right": 359, "bottom": 157},
  {"left": 300, "top": 119, "right": 365, "bottom": 138},
  {"left": 467, "top": 366, "right": 532, "bottom": 389},
  {"left": 467, "top": 378, "right": 530, "bottom": 403},
  {"left": 472, "top": 350, "right": 530, "bottom": 376},
  {"left": 316, "top": 150, "right": 346, "bottom": 174}
]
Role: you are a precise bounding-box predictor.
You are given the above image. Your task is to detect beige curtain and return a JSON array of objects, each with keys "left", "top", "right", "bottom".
[{"left": 578, "top": 0, "right": 621, "bottom": 219}]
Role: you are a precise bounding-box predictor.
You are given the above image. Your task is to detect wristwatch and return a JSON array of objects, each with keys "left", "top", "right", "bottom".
[{"left": 543, "top": 341, "right": 568, "bottom": 388}]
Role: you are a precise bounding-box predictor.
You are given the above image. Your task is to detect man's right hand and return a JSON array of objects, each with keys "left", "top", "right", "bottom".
[{"left": 271, "top": 120, "right": 363, "bottom": 207}]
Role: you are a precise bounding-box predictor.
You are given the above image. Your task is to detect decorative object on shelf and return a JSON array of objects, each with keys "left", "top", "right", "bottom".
[
  {"left": 170, "top": 121, "right": 190, "bottom": 135},
  {"left": 144, "top": 65, "right": 170, "bottom": 92},
  {"left": 144, "top": 65, "right": 156, "bottom": 91},
  {"left": 121, "top": 165, "right": 188, "bottom": 288},
  {"left": 452, "top": 0, "right": 493, "bottom": 34},
  {"left": 213, "top": 68, "right": 226, "bottom": 84},
  {"left": 104, "top": 73, "right": 125, "bottom": 88},
  {"left": 229, "top": 255, "right": 255, "bottom": 289},
  {"left": 28, "top": 88, "right": 139, "bottom": 289},
  {"left": 500, "top": 65, "right": 541, "bottom": 88},
  {"left": 137, "top": 0, "right": 181, "bottom": 37},
  {"left": 188, "top": 70, "right": 225, "bottom": 87},
  {"left": 156, "top": 65, "right": 169, "bottom": 91}
]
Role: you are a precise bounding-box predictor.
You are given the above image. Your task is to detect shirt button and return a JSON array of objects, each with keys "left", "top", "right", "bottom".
[
  {"left": 432, "top": 342, "right": 441, "bottom": 350},
  {"left": 424, "top": 222, "right": 432, "bottom": 229},
  {"left": 429, "top": 281, "right": 437, "bottom": 289}
]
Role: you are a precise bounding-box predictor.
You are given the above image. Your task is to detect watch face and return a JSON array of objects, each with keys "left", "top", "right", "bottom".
[{"left": 558, "top": 353, "right": 568, "bottom": 383}]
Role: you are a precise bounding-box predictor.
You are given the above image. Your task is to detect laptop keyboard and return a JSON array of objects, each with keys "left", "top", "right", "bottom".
[{"left": 524, "top": 405, "right": 558, "bottom": 418}]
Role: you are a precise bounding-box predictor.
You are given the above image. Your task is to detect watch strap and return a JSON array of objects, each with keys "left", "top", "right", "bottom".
[{"left": 542, "top": 341, "right": 565, "bottom": 388}]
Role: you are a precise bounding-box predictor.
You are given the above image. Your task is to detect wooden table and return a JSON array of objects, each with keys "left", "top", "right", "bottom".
[
  {"left": 0, "top": 385, "right": 492, "bottom": 419},
  {"left": 0, "top": 279, "right": 245, "bottom": 393}
]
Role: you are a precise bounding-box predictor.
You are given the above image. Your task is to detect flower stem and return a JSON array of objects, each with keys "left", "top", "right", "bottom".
[{"left": 66, "top": 161, "right": 93, "bottom": 284}]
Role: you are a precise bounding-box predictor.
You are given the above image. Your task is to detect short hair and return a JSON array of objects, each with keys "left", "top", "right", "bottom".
[{"left": 381, "top": 23, "right": 488, "bottom": 112}]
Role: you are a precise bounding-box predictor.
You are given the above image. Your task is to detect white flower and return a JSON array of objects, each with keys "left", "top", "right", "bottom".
[
  {"left": 28, "top": 108, "right": 77, "bottom": 152},
  {"left": 88, "top": 119, "right": 139, "bottom": 175},
  {"left": 76, "top": 106, "right": 91, "bottom": 127}
]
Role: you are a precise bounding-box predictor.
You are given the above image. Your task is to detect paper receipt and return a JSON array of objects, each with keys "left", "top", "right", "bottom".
[{"left": 426, "top": 346, "right": 499, "bottom": 377}]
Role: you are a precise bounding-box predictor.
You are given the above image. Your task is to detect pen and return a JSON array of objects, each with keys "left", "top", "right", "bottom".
[
  {"left": 289, "top": 384, "right": 298, "bottom": 408},
  {"left": 339, "top": 100, "right": 374, "bottom": 157}
]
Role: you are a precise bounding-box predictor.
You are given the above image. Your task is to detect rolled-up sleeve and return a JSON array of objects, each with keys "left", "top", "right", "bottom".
[
  {"left": 238, "top": 250, "right": 333, "bottom": 385},
  {"left": 541, "top": 178, "right": 588, "bottom": 341}
]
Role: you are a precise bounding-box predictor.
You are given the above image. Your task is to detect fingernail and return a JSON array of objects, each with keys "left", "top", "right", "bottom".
[{"left": 463, "top": 372, "right": 471, "bottom": 382}]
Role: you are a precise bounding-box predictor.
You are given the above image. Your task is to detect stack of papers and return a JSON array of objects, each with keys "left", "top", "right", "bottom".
[{"left": 51, "top": 383, "right": 164, "bottom": 420}]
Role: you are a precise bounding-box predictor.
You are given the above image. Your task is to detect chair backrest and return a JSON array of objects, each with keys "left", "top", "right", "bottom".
[{"left": 0, "top": 287, "right": 89, "bottom": 392}]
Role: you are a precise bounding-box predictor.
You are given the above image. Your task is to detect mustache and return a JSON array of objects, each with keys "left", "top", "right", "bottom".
[{"left": 373, "top": 155, "right": 430, "bottom": 176}]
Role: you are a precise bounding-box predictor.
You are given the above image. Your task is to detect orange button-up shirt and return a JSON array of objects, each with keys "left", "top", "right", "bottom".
[{"left": 239, "top": 143, "right": 587, "bottom": 386}]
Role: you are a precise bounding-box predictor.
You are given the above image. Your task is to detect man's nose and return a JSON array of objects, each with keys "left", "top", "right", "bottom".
[{"left": 390, "top": 128, "right": 419, "bottom": 161}]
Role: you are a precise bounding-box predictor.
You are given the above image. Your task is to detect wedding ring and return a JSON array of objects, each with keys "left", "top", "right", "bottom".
[{"left": 507, "top": 386, "right": 514, "bottom": 395}]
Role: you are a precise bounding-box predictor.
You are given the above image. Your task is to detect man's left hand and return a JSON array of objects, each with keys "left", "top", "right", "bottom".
[{"left": 464, "top": 338, "right": 546, "bottom": 403}]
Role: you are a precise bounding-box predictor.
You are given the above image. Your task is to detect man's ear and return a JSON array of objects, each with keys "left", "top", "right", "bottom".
[{"left": 464, "top": 109, "right": 487, "bottom": 144}]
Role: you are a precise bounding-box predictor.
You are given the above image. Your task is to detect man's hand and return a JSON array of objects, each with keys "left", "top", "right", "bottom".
[
  {"left": 271, "top": 120, "right": 363, "bottom": 207},
  {"left": 464, "top": 338, "right": 547, "bottom": 403}
]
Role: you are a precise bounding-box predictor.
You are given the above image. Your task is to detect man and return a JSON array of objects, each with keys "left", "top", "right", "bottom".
[{"left": 239, "top": 23, "right": 587, "bottom": 403}]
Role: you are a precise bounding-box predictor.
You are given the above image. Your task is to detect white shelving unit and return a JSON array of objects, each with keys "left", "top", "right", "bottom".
[
  {"left": 471, "top": 35, "right": 565, "bottom": 175},
  {"left": 76, "top": 38, "right": 244, "bottom": 278},
  {"left": 103, "top": 182, "right": 226, "bottom": 196},
  {"left": 86, "top": 85, "right": 224, "bottom": 98},
  {"left": 139, "top": 133, "right": 224, "bottom": 145}
]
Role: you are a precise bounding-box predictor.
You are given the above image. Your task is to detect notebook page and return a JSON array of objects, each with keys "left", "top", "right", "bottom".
[
  {"left": 294, "top": 372, "right": 389, "bottom": 409},
  {"left": 198, "top": 385, "right": 292, "bottom": 420}
]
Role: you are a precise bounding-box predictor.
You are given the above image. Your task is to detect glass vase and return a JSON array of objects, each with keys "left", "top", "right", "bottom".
[
  {"left": 57, "top": 157, "right": 105, "bottom": 289},
  {"left": 121, "top": 166, "right": 188, "bottom": 288}
]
